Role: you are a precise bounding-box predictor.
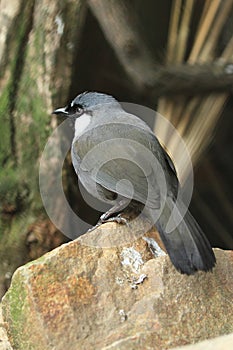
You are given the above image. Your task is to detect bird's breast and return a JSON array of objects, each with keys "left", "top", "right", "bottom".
[{"left": 74, "top": 113, "right": 91, "bottom": 138}]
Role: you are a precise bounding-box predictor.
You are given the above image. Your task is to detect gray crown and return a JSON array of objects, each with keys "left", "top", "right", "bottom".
[{"left": 72, "top": 92, "right": 119, "bottom": 109}]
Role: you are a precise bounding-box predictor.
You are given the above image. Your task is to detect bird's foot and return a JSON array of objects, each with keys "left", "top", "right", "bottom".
[
  {"left": 99, "top": 213, "right": 130, "bottom": 226},
  {"left": 87, "top": 214, "right": 129, "bottom": 233}
]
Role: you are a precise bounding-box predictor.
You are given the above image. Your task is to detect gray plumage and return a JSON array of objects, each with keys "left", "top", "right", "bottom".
[{"left": 53, "top": 92, "right": 216, "bottom": 275}]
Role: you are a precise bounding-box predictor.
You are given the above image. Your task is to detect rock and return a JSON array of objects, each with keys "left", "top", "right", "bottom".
[
  {"left": 0, "top": 306, "right": 13, "bottom": 350},
  {"left": 1, "top": 220, "right": 233, "bottom": 350},
  {"left": 172, "top": 333, "right": 233, "bottom": 350}
]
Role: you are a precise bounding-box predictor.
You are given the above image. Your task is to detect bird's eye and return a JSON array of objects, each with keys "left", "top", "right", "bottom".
[
  {"left": 65, "top": 103, "right": 83, "bottom": 115},
  {"left": 76, "top": 105, "right": 83, "bottom": 113}
]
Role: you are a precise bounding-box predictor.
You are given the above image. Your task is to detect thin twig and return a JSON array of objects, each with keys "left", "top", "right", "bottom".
[
  {"left": 175, "top": 0, "right": 194, "bottom": 62},
  {"left": 221, "top": 35, "right": 233, "bottom": 59},
  {"left": 188, "top": 0, "right": 221, "bottom": 63},
  {"left": 199, "top": 0, "right": 233, "bottom": 62},
  {"left": 167, "top": 0, "right": 182, "bottom": 63},
  {"left": 196, "top": 0, "right": 211, "bottom": 34}
]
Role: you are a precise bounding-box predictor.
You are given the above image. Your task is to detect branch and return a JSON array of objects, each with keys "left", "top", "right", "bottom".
[
  {"left": 149, "top": 63, "right": 233, "bottom": 97},
  {"left": 88, "top": 0, "right": 233, "bottom": 96},
  {"left": 87, "top": 0, "right": 156, "bottom": 89}
]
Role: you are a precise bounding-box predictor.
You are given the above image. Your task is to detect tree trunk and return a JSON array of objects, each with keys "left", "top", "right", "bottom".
[{"left": 0, "top": 0, "right": 87, "bottom": 298}]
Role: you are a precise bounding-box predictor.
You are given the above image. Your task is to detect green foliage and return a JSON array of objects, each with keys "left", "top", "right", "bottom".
[
  {"left": 0, "top": 166, "right": 29, "bottom": 210},
  {"left": 0, "top": 87, "right": 12, "bottom": 164},
  {"left": 0, "top": 2, "right": 54, "bottom": 273}
]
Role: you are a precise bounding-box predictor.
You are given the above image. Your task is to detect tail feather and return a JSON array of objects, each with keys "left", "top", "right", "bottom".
[{"left": 156, "top": 198, "right": 216, "bottom": 275}]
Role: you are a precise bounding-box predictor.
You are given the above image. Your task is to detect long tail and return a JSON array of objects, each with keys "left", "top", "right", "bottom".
[{"left": 155, "top": 197, "right": 216, "bottom": 275}]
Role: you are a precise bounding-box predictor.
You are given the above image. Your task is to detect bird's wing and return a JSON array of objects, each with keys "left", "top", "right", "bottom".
[{"left": 72, "top": 123, "right": 175, "bottom": 209}]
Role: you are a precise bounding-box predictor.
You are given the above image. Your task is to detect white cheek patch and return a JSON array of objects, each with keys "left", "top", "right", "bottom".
[{"left": 74, "top": 113, "right": 91, "bottom": 137}]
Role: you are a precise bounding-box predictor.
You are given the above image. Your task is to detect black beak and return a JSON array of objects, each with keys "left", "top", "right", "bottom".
[{"left": 52, "top": 107, "right": 68, "bottom": 115}]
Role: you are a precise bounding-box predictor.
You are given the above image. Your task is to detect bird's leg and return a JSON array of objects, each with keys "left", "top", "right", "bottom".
[
  {"left": 99, "top": 198, "right": 130, "bottom": 225},
  {"left": 100, "top": 214, "right": 129, "bottom": 225},
  {"left": 87, "top": 199, "right": 130, "bottom": 233}
]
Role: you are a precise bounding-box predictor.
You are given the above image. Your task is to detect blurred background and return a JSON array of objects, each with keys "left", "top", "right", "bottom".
[{"left": 0, "top": 0, "right": 233, "bottom": 298}]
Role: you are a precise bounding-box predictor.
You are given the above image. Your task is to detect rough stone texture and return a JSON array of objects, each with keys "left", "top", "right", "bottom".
[
  {"left": 1, "top": 220, "right": 233, "bottom": 350},
  {"left": 172, "top": 333, "right": 233, "bottom": 350},
  {"left": 0, "top": 306, "right": 13, "bottom": 350}
]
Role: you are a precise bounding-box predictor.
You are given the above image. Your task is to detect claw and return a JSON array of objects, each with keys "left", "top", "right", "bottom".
[{"left": 100, "top": 213, "right": 130, "bottom": 226}]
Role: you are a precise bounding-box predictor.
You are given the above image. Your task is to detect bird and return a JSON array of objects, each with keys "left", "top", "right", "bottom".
[{"left": 53, "top": 91, "right": 216, "bottom": 275}]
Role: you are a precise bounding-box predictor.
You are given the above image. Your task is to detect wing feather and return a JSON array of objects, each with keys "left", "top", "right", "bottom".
[{"left": 72, "top": 122, "right": 177, "bottom": 209}]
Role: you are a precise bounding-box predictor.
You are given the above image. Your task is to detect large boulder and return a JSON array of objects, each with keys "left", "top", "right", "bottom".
[{"left": 2, "top": 220, "right": 233, "bottom": 349}]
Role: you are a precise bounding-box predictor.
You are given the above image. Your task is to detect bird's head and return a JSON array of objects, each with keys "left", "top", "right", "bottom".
[{"left": 53, "top": 91, "right": 119, "bottom": 118}]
